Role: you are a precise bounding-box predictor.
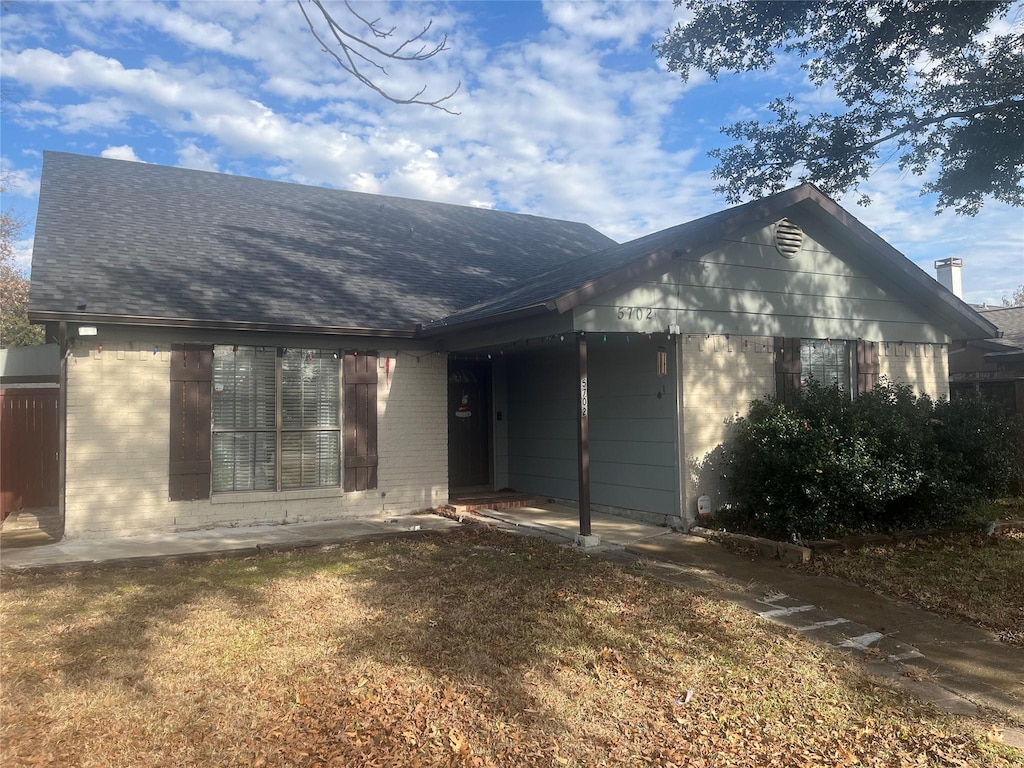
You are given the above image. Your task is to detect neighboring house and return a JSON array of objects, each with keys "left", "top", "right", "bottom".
[
  {"left": 949, "top": 303, "right": 1024, "bottom": 415},
  {"left": 28, "top": 152, "right": 996, "bottom": 540}
]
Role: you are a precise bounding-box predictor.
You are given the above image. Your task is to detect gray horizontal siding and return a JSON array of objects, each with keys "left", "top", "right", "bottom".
[
  {"left": 589, "top": 460, "right": 677, "bottom": 489},
  {"left": 589, "top": 439, "right": 676, "bottom": 466},
  {"left": 589, "top": 418, "right": 678, "bottom": 445},
  {"left": 508, "top": 414, "right": 576, "bottom": 440},
  {"left": 590, "top": 483, "right": 677, "bottom": 514},
  {"left": 572, "top": 219, "right": 949, "bottom": 343},
  {"left": 505, "top": 340, "right": 679, "bottom": 517},
  {"left": 506, "top": 473, "right": 579, "bottom": 502},
  {"left": 503, "top": 435, "right": 576, "bottom": 459},
  {"left": 510, "top": 455, "right": 579, "bottom": 482}
]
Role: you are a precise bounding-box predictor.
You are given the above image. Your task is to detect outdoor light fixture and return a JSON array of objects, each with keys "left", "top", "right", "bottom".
[{"left": 78, "top": 326, "right": 98, "bottom": 336}]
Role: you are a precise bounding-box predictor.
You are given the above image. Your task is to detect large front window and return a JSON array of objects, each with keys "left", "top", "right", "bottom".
[
  {"left": 212, "top": 346, "right": 340, "bottom": 492},
  {"left": 800, "top": 339, "right": 851, "bottom": 390}
]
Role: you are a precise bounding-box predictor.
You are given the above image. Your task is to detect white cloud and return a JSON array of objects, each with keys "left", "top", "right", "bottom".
[
  {"left": 543, "top": 0, "right": 682, "bottom": 49},
  {"left": 100, "top": 145, "right": 143, "bottom": 162},
  {"left": 1, "top": 0, "right": 700, "bottom": 241},
  {"left": 52, "top": 0, "right": 235, "bottom": 53},
  {"left": 60, "top": 98, "right": 130, "bottom": 133},
  {"left": 837, "top": 162, "right": 1024, "bottom": 305},
  {"left": 176, "top": 141, "right": 220, "bottom": 172},
  {"left": 16, "top": 99, "right": 57, "bottom": 115},
  {"left": 131, "top": 3, "right": 235, "bottom": 52},
  {"left": 0, "top": 160, "right": 40, "bottom": 197},
  {"left": 1, "top": 0, "right": 1019, "bottom": 305},
  {"left": 347, "top": 170, "right": 381, "bottom": 194},
  {"left": 14, "top": 234, "right": 34, "bottom": 274}
]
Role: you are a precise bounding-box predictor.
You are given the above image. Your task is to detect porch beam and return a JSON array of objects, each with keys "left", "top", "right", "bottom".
[{"left": 576, "top": 332, "right": 592, "bottom": 537}]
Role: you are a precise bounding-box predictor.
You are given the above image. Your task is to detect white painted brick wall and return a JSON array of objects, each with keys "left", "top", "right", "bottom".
[
  {"left": 679, "top": 337, "right": 950, "bottom": 520},
  {"left": 879, "top": 342, "right": 949, "bottom": 399},
  {"left": 64, "top": 343, "right": 448, "bottom": 539},
  {"left": 680, "top": 335, "right": 776, "bottom": 517}
]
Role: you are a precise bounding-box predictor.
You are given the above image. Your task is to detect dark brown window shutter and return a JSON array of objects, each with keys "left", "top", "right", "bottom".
[
  {"left": 169, "top": 346, "right": 213, "bottom": 501},
  {"left": 343, "top": 353, "right": 378, "bottom": 492},
  {"left": 855, "top": 340, "right": 880, "bottom": 396},
  {"left": 774, "top": 336, "right": 803, "bottom": 405}
]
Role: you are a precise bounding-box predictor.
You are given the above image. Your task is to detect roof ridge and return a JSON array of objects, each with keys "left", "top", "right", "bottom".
[{"left": 40, "top": 150, "right": 607, "bottom": 231}]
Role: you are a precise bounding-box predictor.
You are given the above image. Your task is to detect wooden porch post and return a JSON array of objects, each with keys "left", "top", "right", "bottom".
[
  {"left": 576, "top": 332, "right": 592, "bottom": 537},
  {"left": 57, "top": 321, "right": 67, "bottom": 539}
]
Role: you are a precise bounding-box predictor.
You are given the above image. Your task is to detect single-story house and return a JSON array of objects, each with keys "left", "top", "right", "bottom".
[
  {"left": 934, "top": 257, "right": 1024, "bottom": 415},
  {"left": 950, "top": 306, "right": 1024, "bottom": 415},
  {"left": 28, "top": 151, "right": 996, "bottom": 540}
]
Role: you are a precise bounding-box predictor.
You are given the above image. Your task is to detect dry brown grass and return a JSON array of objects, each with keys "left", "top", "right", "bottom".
[
  {"left": 990, "top": 498, "right": 1024, "bottom": 521},
  {"left": 2, "top": 526, "right": 1020, "bottom": 767},
  {"left": 809, "top": 530, "right": 1024, "bottom": 646}
]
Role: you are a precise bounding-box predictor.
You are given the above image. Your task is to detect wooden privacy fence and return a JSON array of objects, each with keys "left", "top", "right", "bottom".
[{"left": 0, "top": 388, "right": 59, "bottom": 518}]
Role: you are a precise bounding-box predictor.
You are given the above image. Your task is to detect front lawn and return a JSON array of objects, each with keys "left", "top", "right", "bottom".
[
  {"left": 1, "top": 527, "right": 1019, "bottom": 767},
  {"left": 808, "top": 529, "right": 1024, "bottom": 647},
  {"left": 990, "top": 497, "right": 1024, "bottom": 521}
]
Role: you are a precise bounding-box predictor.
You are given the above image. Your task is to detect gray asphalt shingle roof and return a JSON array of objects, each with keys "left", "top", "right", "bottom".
[
  {"left": 977, "top": 305, "right": 1024, "bottom": 349},
  {"left": 28, "top": 152, "right": 615, "bottom": 330},
  {"left": 425, "top": 205, "right": 744, "bottom": 328},
  {"left": 28, "top": 152, "right": 996, "bottom": 343}
]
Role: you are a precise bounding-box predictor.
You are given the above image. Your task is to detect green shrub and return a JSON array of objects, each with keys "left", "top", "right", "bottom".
[{"left": 719, "top": 379, "right": 1023, "bottom": 541}]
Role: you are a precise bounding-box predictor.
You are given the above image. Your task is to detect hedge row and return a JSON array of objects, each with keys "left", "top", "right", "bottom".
[{"left": 718, "top": 379, "right": 1023, "bottom": 541}]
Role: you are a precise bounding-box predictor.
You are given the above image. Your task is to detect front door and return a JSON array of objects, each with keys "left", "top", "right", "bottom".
[{"left": 448, "top": 361, "right": 491, "bottom": 489}]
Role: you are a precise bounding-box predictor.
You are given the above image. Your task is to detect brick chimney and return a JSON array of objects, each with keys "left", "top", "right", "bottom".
[{"left": 934, "top": 257, "right": 963, "bottom": 299}]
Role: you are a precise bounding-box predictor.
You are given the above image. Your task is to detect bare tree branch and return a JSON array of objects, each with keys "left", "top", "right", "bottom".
[{"left": 297, "top": 0, "right": 460, "bottom": 114}]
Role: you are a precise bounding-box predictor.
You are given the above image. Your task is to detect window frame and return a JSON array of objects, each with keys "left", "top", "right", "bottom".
[
  {"left": 211, "top": 346, "right": 343, "bottom": 494},
  {"left": 799, "top": 338, "right": 854, "bottom": 393}
]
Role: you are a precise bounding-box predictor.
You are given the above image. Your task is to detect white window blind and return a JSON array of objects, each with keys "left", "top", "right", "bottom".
[
  {"left": 800, "top": 339, "right": 851, "bottom": 391},
  {"left": 212, "top": 346, "right": 340, "bottom": 492},
  {"left": 280, "top": 350, "right": 340, "bottom": 490}
]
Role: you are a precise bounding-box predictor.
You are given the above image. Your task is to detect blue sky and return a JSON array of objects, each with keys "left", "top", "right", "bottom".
[{"left": 2, "top": 0, "right": 1022, "bottom": 305}]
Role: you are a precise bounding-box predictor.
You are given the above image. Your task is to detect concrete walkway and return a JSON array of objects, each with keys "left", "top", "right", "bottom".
[
  {"left": 0, "top": 506, "right": 61, "bottom": 548},
  {"left": 2, "top": 504, "right": 1022, "bottom": 746},
  {"left": 0, "top": 512, "right": 460, "bottom": 571},
  {"left": 464, "top": 503, "right": 674, "bottom": 547}
]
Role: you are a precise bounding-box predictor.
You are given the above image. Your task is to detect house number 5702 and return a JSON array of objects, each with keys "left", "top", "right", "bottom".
[
  {"left": 579, "top": 377, "right": 588, "bottom": 417},
  {"left": 616, "top": 307, "right": 653, "bottom": 321}
]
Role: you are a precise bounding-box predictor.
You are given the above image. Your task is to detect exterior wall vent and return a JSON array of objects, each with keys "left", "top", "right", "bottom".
[{"left": 774, "top": 218, "right": 804, "bottom": 258}]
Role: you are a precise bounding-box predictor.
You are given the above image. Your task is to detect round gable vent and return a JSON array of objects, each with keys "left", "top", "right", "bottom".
[{"left": 774, "top": 218, "right": 804, "bottom": 258}]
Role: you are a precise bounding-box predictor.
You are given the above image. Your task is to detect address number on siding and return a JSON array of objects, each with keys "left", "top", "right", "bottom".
[{"left": 616, "top": 306, "right": 653, "bottom": 321}]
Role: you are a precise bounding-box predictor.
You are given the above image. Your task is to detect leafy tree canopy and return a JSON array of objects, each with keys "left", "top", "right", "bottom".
[
  {"left": 655, "top": 0, "right": 1024, "bottom": 214},
  {"left": 0, "top": 197, "right": 43, "bottom": 348},
  {"left": 1004, "top": 284, "right": 1024, "bottom": 307}
]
